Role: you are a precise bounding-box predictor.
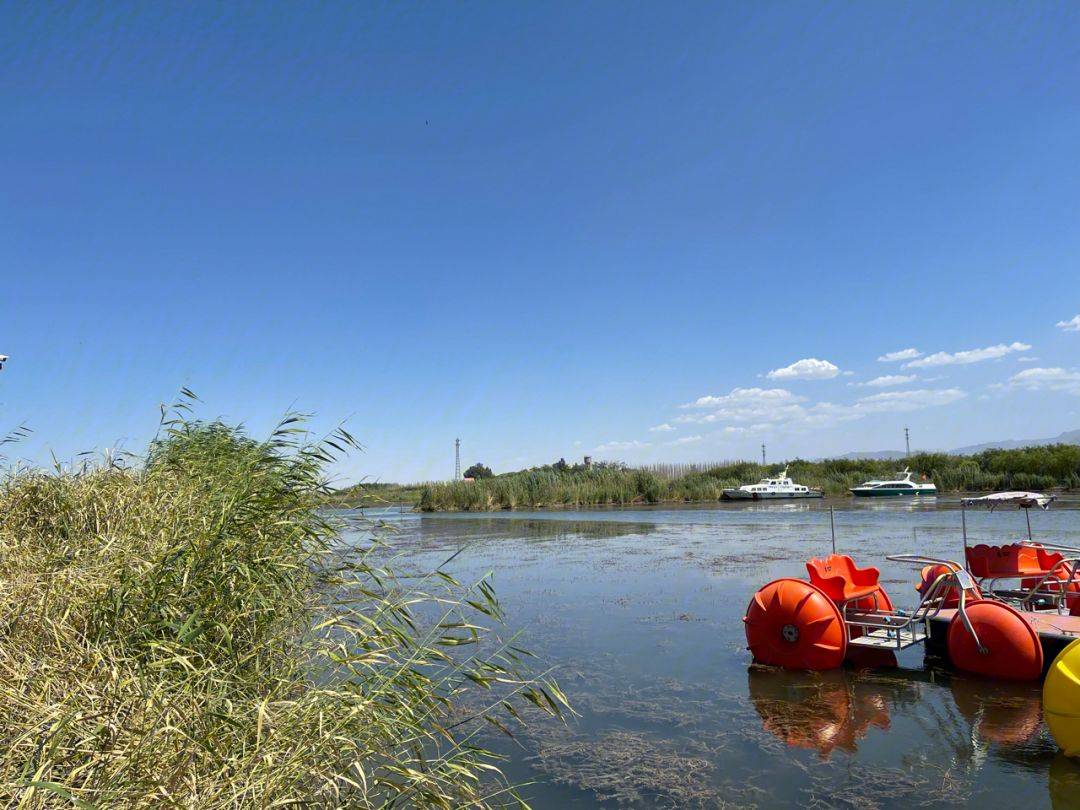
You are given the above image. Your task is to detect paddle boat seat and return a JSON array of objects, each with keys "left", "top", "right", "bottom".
[
  {"left": 806, "top": 554, "right": 885, "bottom": 606},
  {"left": 966, "top": 543, "right": 1056, "bottom": 580}
]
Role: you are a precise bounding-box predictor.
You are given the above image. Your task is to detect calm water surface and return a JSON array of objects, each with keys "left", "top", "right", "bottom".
[{"left": 346, "top": 500, "right": 1080, "bottom": 809}]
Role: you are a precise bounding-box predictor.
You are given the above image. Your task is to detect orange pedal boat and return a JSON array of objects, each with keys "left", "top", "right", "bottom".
[{"left": 745, "top": 549, "right": 1080, "bottom": 681}]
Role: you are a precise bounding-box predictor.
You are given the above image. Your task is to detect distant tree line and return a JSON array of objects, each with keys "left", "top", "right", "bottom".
[{"left": 418, "top": 444, "right": 1080, "bottom": 511}]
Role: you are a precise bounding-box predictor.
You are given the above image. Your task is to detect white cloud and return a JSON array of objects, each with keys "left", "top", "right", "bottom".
[
  {"left": 878, "top": 348, "right": 922, "bottom": 362},
  {"left": 1005, "top": 367, "right": 1080, "bottom": 395},
  {"left": 766, "top": 358, "right": 841, "bottom": 380},
  {"left": 591, "top": 440, "right": 648, "bottom": 453},
  {"left": 905, "top": 342, "right": 1031, "bottom": 368},
  {"left": 852, "top": 374, "right": 918, "bottom": 388},
  {"left": 1057, "top": 315, "right": 1080, "bottom": 332},
  {"left": 592, "top": 439, "right": 651, "bottom": 454},
  {"left": 676, "top": 387, "right": 806, "bottom": 424},
  {"left": 665, "top": 435, "right": 703, "bottom": 446},
  {"left": 662, "top": 378, "right": 967, "bottom": 442},
  {"left": 649, "top": 423, "right": 675, "bottom": 432},
  {"left": 681, "top": 387, "right": 802, "bottom": 409},
  {"left": 1016, "top": 357, "right": 1039, "bottom": 364},
  {"left": 853, "top": 388, "right": 967, "bottom": 413}
]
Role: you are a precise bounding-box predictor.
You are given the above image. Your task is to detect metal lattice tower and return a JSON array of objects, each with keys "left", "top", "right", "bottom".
[
  {"left": 761, "top": 443, "right": 766, "bottom": 466},
  {"left": 454, "top": 438, "right": 461, "bottom": 480},
  {"left": 904, "top": 427, "right": 911, "bottom": 457}
]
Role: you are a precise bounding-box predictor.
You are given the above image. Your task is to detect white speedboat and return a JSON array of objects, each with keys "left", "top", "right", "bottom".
[
  {"left": 850, "top": 468, "right": 937, "bottom": 497},
  {"left": 961, "top": 491, "right": 1056, "bottom": 510},
  {"left": 722, "top": 467, "right": 823, "bottom": 500}
]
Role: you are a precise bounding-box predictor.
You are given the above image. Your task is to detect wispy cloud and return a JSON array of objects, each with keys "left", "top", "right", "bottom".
[
  {"left": 877, "top": 348, "right": 922, "bottom": 362},
  {"left": 681, "top": 387, "right": 803, "bottom": 409},
  {"left": 674, "top": 384, "right": 965, "bottom": 432},
  {"left": 665, "top": 435, "right": 703, "bottom": 446},
  {"left": 851, "top": 374, "right": 917, "bottom": 388},
  {"left": 593, "top": 439, "right": 651, "bottom": 453},
  {"left": 905, "top": 342, "right": 1031, "bottom": 368},
  {"left": 1057, "top": 315, "right": 1080, "bottom": 332},
  {"left": 853, "top": 388, "right": 967, "bottom": 413},
  {"left": 765, "top": 358, "right": 841, "bottom": 380},
  {"left": 648, "top": 423, "right": 675, "bottom": 432},
  {"left": 1005, "top": 367, "right": 1080, "bottom": 395},
  {"left": 677, "top": 387, "right": 806, "bottom": 424}
]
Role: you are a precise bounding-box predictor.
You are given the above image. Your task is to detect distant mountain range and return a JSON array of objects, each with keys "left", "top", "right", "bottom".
[{"left": 839, "top": 429, "right": 1080, "bottom": 460}]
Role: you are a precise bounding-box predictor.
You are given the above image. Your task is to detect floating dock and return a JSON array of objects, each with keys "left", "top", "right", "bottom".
[{"left": 927, "top": 608, "right": 1080, "bottom": 673}]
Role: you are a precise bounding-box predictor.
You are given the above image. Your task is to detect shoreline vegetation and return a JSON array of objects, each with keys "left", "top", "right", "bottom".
[
  {"left": 326, "top": 480, "right": 427, "bottom": 508},
  {"left": 0, "top": 403, "right": 567, "bottom": 806},
  {"left": 327, "top": 445, "right": 1080, "bottom": 512}
]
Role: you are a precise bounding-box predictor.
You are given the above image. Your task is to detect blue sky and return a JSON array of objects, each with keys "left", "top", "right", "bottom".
[{"left": 3, "top": 2, "right": 1080, "bottom": 483}]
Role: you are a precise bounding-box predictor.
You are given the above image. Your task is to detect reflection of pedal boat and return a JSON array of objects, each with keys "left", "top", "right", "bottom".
[
  {"left": 747, "top": 668, "right": 889, "bottom": 759},
  {"left": 742, "top": 492, "right": 1080, "bottom": 759},
  {"left": 749, "top": 665, "right": 1044, "bottom": 759},
  {"left": 949, "top": 675, "right": 1042, "bottom": 746},
  {"left": 1049, "top": 753, "right": 1080, "bottom": 810}
]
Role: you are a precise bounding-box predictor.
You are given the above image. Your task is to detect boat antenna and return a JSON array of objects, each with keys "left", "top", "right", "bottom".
[
  {"left": 961, "top": 500, "right": 969, "bottom": 569},
  {"left": 1026, "top": 505, "right": 1033, "bottom": 543},
  {"left": 829, "top": 505, "right": 836, "bottom": 554}
]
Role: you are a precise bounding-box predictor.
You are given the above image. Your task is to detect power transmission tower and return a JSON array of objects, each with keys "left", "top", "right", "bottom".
[
  {"left": 761, "top": 443, "right": 766, "bottom": 465},
  {"left": 454, "top": 438, "right": 461, "bottom": 480},
  {"left": 904, "top": 427, "right": 910, "bottom": 457}
]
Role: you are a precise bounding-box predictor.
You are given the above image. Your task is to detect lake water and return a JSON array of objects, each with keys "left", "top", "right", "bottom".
[{"left": 347, "top": 499, "right": 1080, "bottom": 809}]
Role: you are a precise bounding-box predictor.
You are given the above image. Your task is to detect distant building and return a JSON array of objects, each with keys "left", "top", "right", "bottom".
[{"left": 462, "top": 477, "right": 476, "bottom": 483}]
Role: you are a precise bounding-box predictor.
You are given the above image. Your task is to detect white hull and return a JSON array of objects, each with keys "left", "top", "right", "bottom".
[
  {"left": 722, "top": 466, "right": 822, "bottom": 500},
  {"left": 722, "top": 489, "right": 823, "bottom": 500}
]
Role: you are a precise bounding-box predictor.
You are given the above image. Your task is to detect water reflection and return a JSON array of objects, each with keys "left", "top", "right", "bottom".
[
  {"left": 748, "top": 667, "right": 895, "bottom": 759},
  {"left": 750, "top": 664, "right": 1048, "bottom": 763},
  {"left": 949, "top": 675, "right": 1043, "bottom": 747},
  {"left": 1049, "top": 754, "right": 1080, "bottom": 810}
]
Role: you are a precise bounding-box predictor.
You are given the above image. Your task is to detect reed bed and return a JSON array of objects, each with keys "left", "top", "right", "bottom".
[
  {"left": 0, "top": 403, "right": 567, "bottom": 807},
  {"left": 418, "top": 445, "right": 1080, "bottom": 511}
]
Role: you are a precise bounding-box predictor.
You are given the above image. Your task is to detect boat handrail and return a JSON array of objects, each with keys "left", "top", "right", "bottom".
[
  {"left": 886, "top": 553, "right": 964, "bottom": 569},
  {"left": 1019, "top": 540, "right": 1080, "bottom": 554}
]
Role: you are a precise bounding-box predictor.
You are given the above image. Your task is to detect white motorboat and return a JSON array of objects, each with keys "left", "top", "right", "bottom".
[
  {"left": 850, "top": 468, "right": 937, "bottom": 498},
  {"left": 722, "top": 467, "right": 823, "bottom": 500},
  {"left": 962, "top": 491, "right": 1057, "bottom": 510}
]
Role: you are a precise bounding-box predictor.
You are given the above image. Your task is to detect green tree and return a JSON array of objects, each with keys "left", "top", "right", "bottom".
[{"left": 464, "top": 462, "right": 493, "bottom": 479}]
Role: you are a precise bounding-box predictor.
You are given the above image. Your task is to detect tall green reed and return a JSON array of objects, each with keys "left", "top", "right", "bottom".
[{"left": 0, "top": 396, "right": 568, "bottom": 807}]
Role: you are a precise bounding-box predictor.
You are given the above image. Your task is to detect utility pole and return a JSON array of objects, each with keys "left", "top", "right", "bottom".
[
  {"left": 904, "top": 427, "right": 910, "bottom": 457},
  {"left": 454, "top": 438, "right": 461, "bottom": 480},
  {"left": 761, "top": 443, "right": 766, "bottom": 466}
]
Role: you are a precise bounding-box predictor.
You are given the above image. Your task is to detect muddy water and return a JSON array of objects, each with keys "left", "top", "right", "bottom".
[{"left": 348, "top": 500, "right": 1080, "bottom": 809}]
